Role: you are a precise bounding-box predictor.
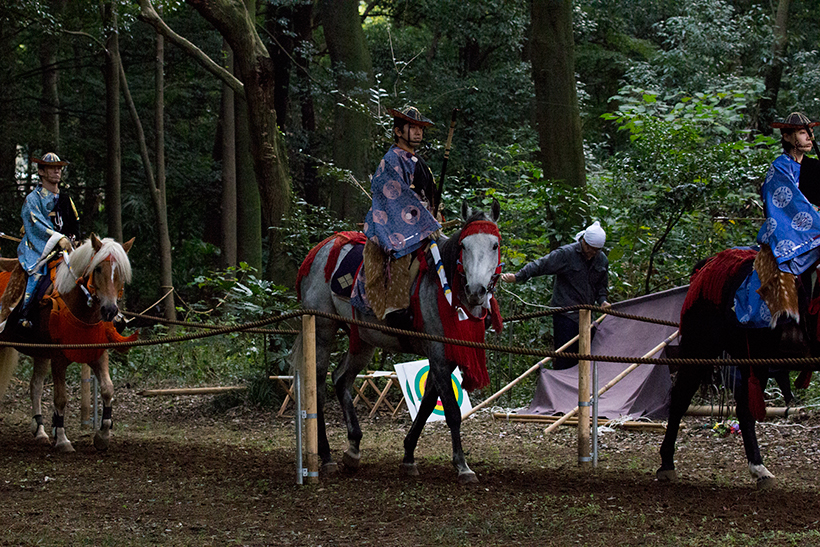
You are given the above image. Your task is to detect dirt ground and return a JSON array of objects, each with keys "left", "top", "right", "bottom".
[{"left": 2, "top": 379, "right": 820, "bottom": 547}]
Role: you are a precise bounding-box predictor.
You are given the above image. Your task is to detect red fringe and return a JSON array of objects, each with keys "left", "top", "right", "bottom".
[
  {"left": 680, "top": 248, "right": 757, "bottom": 319},
  {"left": 48, "top": 297, "right": 139, "bottom": 363}
]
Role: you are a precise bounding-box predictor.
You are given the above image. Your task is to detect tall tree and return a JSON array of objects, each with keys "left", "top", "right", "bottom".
[
  {"left": 138, "top": 0, "right": 290, "bottom": 279},
  {"left": 102, "top": 0, "right": 122, "bottom": 242},
  {"left": 220, "top": 40, "right": 237, "bottom": 269},
  {"left": 320, "top": 0, "right": 374, "bottom": 221},
  {"left": 530, "top": 0, "right": 585, "bottom": 188},
  {"left": 39, "top": 0, "right": 66, "bottom": 153},
  {"left": 153, "top": 7, "right": 176, "bottom": 322},
  {"left": 754, "top": 0, "right": 791, "bottom": 133}
]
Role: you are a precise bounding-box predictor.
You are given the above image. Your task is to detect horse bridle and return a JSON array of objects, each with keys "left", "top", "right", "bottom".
[
  {"left": 62, "top": 250, "right": 123, "bottom": 307},
  {"left": 455, "top": 220, "right": 503, "bottom": 297}
]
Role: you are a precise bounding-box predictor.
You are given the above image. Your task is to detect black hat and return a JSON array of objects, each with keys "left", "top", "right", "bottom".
[
  {"left": 388, "top": 106, "right": 434, "bottom": 127},
  {"left": 771, "top": 112, "right": 820, "bottom": 130},
  {"left": 31, "top": 152, "right": 68, "bottom": 167}
]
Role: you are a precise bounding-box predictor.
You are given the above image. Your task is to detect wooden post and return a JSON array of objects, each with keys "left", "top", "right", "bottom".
[
  {"left": 80, "top": 364, "right": 92, "bottom": 429},
  {"left": 578, "top": 309, "right": 591, "bottom": 468},
  {"left": 302, "top": 314, "right": 319, "bottom": 484}
]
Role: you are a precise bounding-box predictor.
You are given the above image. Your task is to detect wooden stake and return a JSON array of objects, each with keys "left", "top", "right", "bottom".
[
  {"left": 544, "top": 329, "right": 680, "bottom": 435},
  {"left": 80, "top": 364, "right": 91, "bottom": 429},
  {"left": 302, "top": 314, "right": 319, "bottom": 484},
  {"left": 463, "top": 314, "right": 609, "bottom": 419},
  {"left": 578, "top": 309, "right": 591, "bottom": 468}
]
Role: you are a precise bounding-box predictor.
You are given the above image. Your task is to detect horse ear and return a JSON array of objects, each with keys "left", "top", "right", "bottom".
[
  {"left": 491, "top": 198, "right": 500, "bottom": 223},
  {"left": 91, "top": 233, "right": 102, "bottom": 252},
  {"left": 461, "top": 200, "right": 471, "bottom": 221},
  {"left": 122, "top": 237, "right": 135, "bottom": 254}
]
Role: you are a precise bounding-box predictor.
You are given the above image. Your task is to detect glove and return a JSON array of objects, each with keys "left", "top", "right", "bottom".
[{"left": 58, "top": 237, "right": 72, "bottom": 251}]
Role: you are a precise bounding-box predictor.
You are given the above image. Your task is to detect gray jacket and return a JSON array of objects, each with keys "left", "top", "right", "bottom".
[{"left": 515, "top": 241, "right": 608, "bottom": 319}]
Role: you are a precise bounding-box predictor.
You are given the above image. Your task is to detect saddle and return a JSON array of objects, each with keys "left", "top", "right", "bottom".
[{"left": 0, "top": 259, "right": 59, "bottom": 333}]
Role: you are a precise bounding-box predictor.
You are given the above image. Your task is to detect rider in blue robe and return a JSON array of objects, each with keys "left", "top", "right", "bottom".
[
  {"left": 13, "top": 153, "right": 79, "bottom": 327},
  {"left": 735, "top": 113, "right": 820, "bottom": 327}
]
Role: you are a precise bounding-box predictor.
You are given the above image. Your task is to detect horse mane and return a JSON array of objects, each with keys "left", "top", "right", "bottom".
[
  {"left": 435, "top": 210, "right": 492, "bottom": 285},
  {"left": 55, "top": 237, "right": 132, "bottom": 294}
]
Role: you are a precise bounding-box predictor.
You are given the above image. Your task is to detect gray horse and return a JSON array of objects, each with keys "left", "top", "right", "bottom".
[{"left": 293, "top": 200, "right": 501, "bottom": 483}]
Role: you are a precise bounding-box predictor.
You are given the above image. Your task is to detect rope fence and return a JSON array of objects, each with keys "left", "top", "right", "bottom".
[{"left": 6, "top": 304, "right": 819, "bottom": 370}]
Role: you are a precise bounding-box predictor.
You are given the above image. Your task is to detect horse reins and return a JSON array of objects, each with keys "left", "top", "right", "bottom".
[{"left": 456, "top": 220, "right": 503, "bottom": 294}]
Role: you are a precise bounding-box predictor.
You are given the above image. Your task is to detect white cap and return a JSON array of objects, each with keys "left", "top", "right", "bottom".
[{"left": 575, "top": 221, "right": 606, "bottom": 248}]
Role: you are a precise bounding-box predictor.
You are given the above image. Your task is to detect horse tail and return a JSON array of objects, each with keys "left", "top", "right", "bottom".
[{"left": 0, "top": 347, "right": 19, "bottom": 401}]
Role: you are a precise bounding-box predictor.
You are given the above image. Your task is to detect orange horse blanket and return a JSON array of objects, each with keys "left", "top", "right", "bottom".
[{"left": 47, "top": 296, "right": 138, "bottom": 363}]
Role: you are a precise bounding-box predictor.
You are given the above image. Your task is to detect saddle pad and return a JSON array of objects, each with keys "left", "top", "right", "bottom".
[{"left": 330, "top": 243, "right": 364, "bottom": 299}]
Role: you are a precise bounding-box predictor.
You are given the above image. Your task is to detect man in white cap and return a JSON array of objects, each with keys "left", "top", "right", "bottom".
[{"left": 501, "top": 220, "right": 610, "bottom": 369}]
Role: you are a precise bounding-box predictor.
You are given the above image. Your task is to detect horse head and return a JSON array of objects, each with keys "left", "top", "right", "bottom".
[
  {"left": 55, "top": 234, "right": 134, "bottom": 322},
  {"left": 448, "top": 199, "right": 502, "bottom": 312}
]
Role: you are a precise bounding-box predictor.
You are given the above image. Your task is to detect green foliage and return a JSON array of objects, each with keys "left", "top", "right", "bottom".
[{"left": 597, "top": 85, "right": 777, "bottom": 298}]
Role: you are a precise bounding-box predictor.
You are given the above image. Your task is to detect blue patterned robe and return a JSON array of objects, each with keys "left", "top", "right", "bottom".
[
  {"left": 735, "top": 154, "right": 820, "bottom": 326},
  {"left": 18, "top": 186, "right": 64, "bottom": 305},
  {"left": 363, "top": 145, "right": 440, "bottom": 259}
]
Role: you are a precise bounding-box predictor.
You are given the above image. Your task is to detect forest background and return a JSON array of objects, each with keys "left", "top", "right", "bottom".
[{"left": 1, "top": 0, "right": 818, "bottom": 402}]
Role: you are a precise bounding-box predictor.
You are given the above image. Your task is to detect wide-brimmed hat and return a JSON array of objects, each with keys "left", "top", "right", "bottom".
[
  {"left": 31, "top": 152, "right": 68, "bottom": 167},
  {"left": 770, "top": 112, "right": 820, "bottom": 130},
  {"left": 388, "top": 106, "right": 434, "bottom": 127}
]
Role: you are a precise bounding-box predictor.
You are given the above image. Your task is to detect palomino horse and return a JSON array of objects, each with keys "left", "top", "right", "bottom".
[
  {"left": 294, "top": 201, "right": 502, "bottom": 483},
  {"left": 0, "top": 234, "right": 135, "bottom": 452},
  {"left": 657, "top": 248, "right": 816, "bottom": 489}
]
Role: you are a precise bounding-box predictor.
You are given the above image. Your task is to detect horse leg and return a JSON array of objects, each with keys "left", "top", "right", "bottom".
[
  {"left": 736, "top": 366, "right": 775, "bottom": 489},
  {"left": 334, "top": 347, "right": 374, "bottom": 470},
  {"left": 433, "top": 365, "right": 477, "bottom": 484},
  {"left": 91, "top": 352, "right": 114, "bottom": 451},
  {"left": 50, "top": 357, "right": 74, "bottom": 453},
  {"left": 401, "top": 378, "right": 441, "bottom": 477},
  {"left": 314, "top": 320, "right": 338, "bottom": 473},
  {"left": 657, "top": 366, "right": 704, "bottom": 481},
  {"left": 29, "top": 357, "right": 51, "bottom": 444}
]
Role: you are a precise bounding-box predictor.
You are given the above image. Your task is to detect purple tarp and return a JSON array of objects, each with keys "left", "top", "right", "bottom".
[{"left": 524, "top": 286, "right": 688, "bottom": 420}]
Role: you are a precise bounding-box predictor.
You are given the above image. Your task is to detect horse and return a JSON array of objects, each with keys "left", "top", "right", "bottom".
[
  {"left": 293, "top": 200, "right": 502, "bottom": 483},
  {"left": 0, "top": 234, "right": 135, "bottom": 452},
  {"left": 656, "top": 247, "right": 816, "bottom": 489}
]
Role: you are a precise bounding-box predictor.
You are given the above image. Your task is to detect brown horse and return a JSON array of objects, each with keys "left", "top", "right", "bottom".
[{"left": 0, "top": 234, "right": 135, "bottom": 452}]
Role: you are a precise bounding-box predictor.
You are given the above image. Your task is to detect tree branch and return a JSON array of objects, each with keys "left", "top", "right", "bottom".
[{"left": 136, "top": 0, "right": 244, "bottom": 96}]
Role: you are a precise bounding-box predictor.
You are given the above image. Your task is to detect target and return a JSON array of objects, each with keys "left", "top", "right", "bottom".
[{"left": 394, "top": 359, "right": 472, "bottom": 422}]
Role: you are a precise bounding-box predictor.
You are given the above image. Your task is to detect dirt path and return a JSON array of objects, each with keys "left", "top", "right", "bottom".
[{"left": 2, "top": 383, "right": 820, "bottom": 546}]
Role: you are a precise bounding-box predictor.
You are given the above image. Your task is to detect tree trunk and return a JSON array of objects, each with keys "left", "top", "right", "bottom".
[
  {"left": 220, "top": 40, "right": 238, "bottom": 269},
  {"left": 102, "top": 0, "right": 122, "bottom": 242},
  {"left": 320, "top": 0, "right": 374, "bottom": 221},
  {"left": 39, "top": 0, "right": 65, "bottom": 153},
  {"left": 530, "top": 0, "right": 585, "bottom": 187},
  {"left": 294, "top": 1, "right": 320, "bottom": 206},
  {"left": 154, "top": 8, "right": 176, "bottom": 323},
  {"left": 755, "top": 0, "right": 791, "bottom": 134}
]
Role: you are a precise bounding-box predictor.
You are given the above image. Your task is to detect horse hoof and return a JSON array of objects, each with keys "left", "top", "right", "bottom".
[
  {"left": 656, "top": 469, "right": 677, "bottom": 482},
  {"left": 93, "top": 432, "right": 110, "bottom": 451},
  {"left": 458, "top": 471, "right": 479, "bottom": 485},
  {"left": 401, "top": 462, "right": 419, "bottom": 477},
  {"left": 34, "top": 432, "right": 50, "bottom": 445},
  {"left": 321, "top": 462, "right": 338, "bottom": 475},
  {"left": 757, "top": 476, "right": 776, "bottom": 490},
  {"left": 54, "top": 442, "right": 75, "bottom": 454},
  {"left": 342, "top": 449, "right": 361, "bottom": 470}
]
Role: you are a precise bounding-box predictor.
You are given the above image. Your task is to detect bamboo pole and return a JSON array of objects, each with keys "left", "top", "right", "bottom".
[
  {"left": 578, "top": 309, "right": 591, "bottom": 468},
  {"left": 545, "top": 329, "right": 680, "bottom": 435},
  {"left": 492, "top": 412, "right": 666, "bottom": 432},
  {"left": 139, "top": 386, "right": 246, "bottom": 396},
  {"left": 463, "top": 314, "right": 609, "bottom": 419},
  {"left": 685, "top": 405, "right": 803, "bottom": 418},
  {"left": 302, "top": 314, "right": 319, "bottom": 484}
]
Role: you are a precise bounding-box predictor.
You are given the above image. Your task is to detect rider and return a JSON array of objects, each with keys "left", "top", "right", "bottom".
[
  {"left": 359, "top": 105, "right": 441, "bottom": 322},
  {"left": 0, "top": 152, "right": 80, "bottom": 331},
  {"left": 736, "top": 112, "right": 820, "bottom": 328}
]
